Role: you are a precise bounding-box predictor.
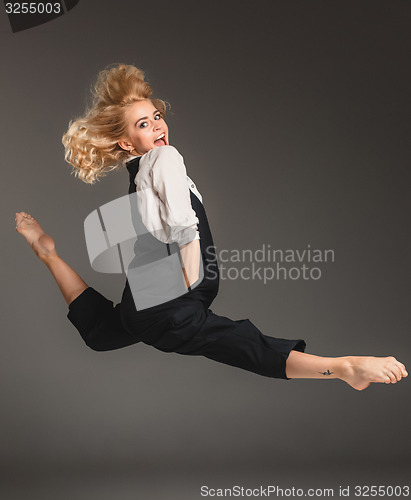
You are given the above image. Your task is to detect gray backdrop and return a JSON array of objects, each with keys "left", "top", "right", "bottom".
[{"left": 1, "top": 1, "right": 410, "bottom": 499}]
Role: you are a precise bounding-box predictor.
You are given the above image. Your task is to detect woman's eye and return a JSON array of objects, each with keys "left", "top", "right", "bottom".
[{"left": 139, "top": 115, "right": 161, "bottom": 128}]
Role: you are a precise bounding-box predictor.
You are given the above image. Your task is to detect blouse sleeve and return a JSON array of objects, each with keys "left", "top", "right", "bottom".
[{"left": 149, "top": 146, "right": 200, "bottom": 247}]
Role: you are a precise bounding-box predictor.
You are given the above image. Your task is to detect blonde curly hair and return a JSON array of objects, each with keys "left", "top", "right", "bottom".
[{"left": 62, "top": 63, "right": 168, "bottom": 184}]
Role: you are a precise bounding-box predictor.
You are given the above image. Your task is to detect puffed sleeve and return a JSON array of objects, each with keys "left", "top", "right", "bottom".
[{"left": 149, "top": 146, "right": 200, "bottom": 247}]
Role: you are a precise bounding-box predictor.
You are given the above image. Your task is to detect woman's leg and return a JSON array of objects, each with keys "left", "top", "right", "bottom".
[
  {"left": 285, "top": 351, "right": 408, "bottom": 390},
  {"left": 14, "top": 212, "right": 409, "bottom": 384},
  {"left": 15, "top": 212, "right": 139, "bottom": 351},
  {"left": 15, "top": 212, "right": 88, "bottom": 305},
  {"left": 146, "top": 303, "right": 407, "bottom": 390}
]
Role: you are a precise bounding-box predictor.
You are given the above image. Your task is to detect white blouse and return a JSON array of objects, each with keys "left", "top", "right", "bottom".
[{"left": 128, "top": 145, "right": 203, "bottom": 247}]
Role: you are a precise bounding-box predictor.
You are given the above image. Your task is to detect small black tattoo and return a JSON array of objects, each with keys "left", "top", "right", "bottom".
[{"left": 320, "top": 370, "right": 334, "bottom": 376}]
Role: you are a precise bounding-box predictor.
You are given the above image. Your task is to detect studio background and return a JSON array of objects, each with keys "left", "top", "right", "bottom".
[{"left": 1, "top": 1, "right": 410, "bottom": 499}]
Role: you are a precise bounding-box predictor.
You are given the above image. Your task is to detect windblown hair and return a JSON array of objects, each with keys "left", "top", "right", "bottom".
[{"left": 62, "top": 63, "right": 168, "bottom": 184}]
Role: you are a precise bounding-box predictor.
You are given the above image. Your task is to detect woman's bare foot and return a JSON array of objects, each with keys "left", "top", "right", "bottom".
[
  {"left": 340, "top": 356, "right": 408, "bottom": 391},
  {"left": 15, "top": 212, "right": 57, "bottom": 261}
]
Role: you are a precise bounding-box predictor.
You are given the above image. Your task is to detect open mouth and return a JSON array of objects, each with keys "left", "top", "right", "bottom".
[{"left": 154, "top": 133, "right": 167, "bottom": 146}]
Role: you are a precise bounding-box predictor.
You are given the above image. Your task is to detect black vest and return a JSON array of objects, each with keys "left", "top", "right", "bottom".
[{"left": 126, "top": 157, "right": 219, "bottom": 306}]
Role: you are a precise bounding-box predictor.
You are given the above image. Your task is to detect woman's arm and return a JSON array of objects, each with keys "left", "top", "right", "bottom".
[
  {"left": 180, "top": 238, "right": 201, "bottom": 288},
  {"left": 147, "top": 146, "right": 202, "bottom": 287}
]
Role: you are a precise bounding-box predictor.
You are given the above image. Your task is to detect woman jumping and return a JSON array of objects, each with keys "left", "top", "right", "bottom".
[{"left": 15, "top": 64, "right": 407, "bottom": 391}]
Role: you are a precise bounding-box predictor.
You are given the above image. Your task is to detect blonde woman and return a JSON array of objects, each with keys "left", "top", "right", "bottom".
[{"left": 16, "top": 64, "right": 407, "bottom": 390}]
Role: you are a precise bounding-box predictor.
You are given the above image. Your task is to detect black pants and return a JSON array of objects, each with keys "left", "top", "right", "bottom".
[
  {"left": 67, "top": 158, "right": 306, "bottom": 379},
  {"left": 67, "top": 278, "right": 306, "bottom": 380}
]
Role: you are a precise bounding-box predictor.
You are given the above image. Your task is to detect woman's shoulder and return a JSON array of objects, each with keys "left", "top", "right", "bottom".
[
  {"left": 139, "top": 146, "right": 186, "bottom": 180},
  {"left": 141, "top": 145, "right": 183, "bottom": 164}
]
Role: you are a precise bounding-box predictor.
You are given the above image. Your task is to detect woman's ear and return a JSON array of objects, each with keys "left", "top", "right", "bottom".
[{"left": 118, "top": 140, "right": 132, "bottom": 152}]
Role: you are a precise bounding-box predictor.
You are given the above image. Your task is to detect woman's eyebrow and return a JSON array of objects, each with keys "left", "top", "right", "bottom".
[{"left": 134, "top": 110, "right": 160, "bottom": 127}]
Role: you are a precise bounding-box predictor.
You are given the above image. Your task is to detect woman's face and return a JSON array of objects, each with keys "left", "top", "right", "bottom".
[{"left": 119, "top": 99, "right": 169, "bottom": 156}]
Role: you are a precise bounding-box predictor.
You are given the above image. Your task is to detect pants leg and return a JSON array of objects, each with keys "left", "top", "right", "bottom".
[
  {"left": 67, "top": 287, "right": 141, "bottom": 351},
  {"left": 146, "top": 305, "right": 307, "bottom": 380},
  {"left": 67, "top": 288, "right": 306, "bottom": 380}
]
